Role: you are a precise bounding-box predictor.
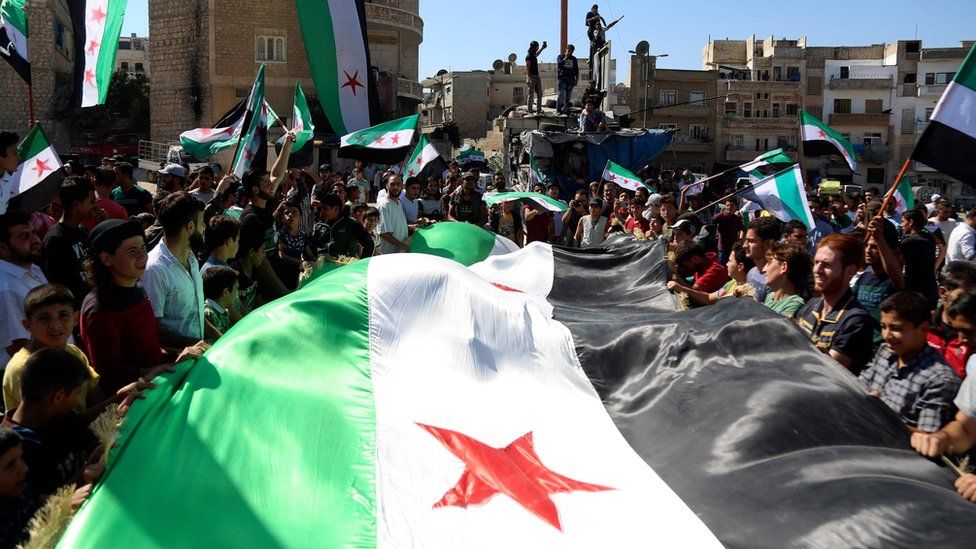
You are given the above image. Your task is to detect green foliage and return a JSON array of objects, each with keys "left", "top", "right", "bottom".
[{"left": 57, "top": 69, "right": 150, "bottom": 134}]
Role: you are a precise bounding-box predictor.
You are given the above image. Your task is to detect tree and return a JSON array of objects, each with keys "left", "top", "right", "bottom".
[{"left": 57, "top": 69, "right": 151, "bottom": 134}]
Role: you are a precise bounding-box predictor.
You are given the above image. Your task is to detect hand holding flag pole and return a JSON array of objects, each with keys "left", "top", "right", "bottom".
[{"left": 875, "top": 158, "right": 913, "bottom": 223}]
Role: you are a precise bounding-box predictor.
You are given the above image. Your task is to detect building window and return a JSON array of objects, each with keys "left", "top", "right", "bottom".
[
  {"left": 730, "top": 135, "right": 744, "bottom": 150},
  {"left": 772, "top": 67, "right": 782, "bottom": 81},
  {"left": 786, "top": 103, "right": 799, "bottom": 116},
  {"left": 776, "top": 135, "right": 796, "bottom": 150},
  {"left": 833, "top": 98, "right": 852, "bottom": 114},
  {"left": 659, "top": 123, "right": 678, "bottom": 130},
  {"left": 689, "top": 124, "right": 709, "bottom": 140},
  {"left": 904, "top": 73, "right": 917, "bottom": 84},
  {"left": 725, "top": 101, "right": 737, "bottom": 116},
  {"left": 937, "top": 72, "right": 955, "bottom": 84},
  {"left": 256, "top": 35, "right": 286, "bottom": 63},
  {"left": 512, "top": 87, "right": 524, "bottom": 104},
  {"left": 906, "top": 41, "right": 921, "bottom": 54},
  {"left": 772, "top": 103, "right": 780, "bottom": 118},
  {"left": 806, "top": 75, "right": 823, "bottom": 96},
  {"left": 863, "top": 132, "right": 883, "bottom": 146},
  {"left": 787, "top": 67, "right": 801, "bottom": 82},
  {"left": 866, "top": 168, "right": 885, "bottom": 184},
  {"left": 690, "top": 91, "right": 705, "bottom": 106},
  {"left": 743, "top": 102, "right": 752, "bottom": 118},
  {"left": 659, "top": 90, "right": 677, "bottom": 105},
  {"left": 53, "top": 19, "right": 69, "bottom": 58},
  {"left": 135, "top": 63, "right": 144, "bottom": 73},
  {"left": 865, "top": 99, "right": 883, "bottom": 114},
  {"left": 840, "top": 66, "right": 850, "bottom": 79},
  {"left": 118, "top": 40, "right": 132, "bottom": 50},
  {"left": 755, "top": 137, "right": 769, "bottom": 151},
  {"left": 120, "top": 62, "right": 129, "bottom": 72}
]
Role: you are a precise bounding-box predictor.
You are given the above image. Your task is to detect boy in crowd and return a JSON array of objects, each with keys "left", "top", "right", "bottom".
[
  {"left": 668, "top": 239, "right": 755, "bottom": 306},
  {"left": 761, "top": 242, "right": 809, "bottom": 318},
  {"left": 0, "top": 427, "right": 36, "bottom": 548},
  {"left": 671, "top": 241, "right": 729, "bottom": 294},
  {"left": 743, "top": 216, "right": 781, "bottom": 302},
  {"left": 859, "top": 291, "right": 960, "bottom": 433},
  {"left": 235, "top": 230, "right": 265, "bottom": 315},
  {"left": 189, "top": 166, "right": 217, "bottom": 205},
  {"left": 203, "top": 266, "right": 238, "bottom": 338},
  {"left": 41, "top": 178, "right": 97, "bottom": 309},
  {"left": 3, "top": 285, "right": 98, "bottom": 413},
  {"left": 853, "top": 219, "right": 905, "bottom": 351},
  {"left": 201, "top": 215, "right": 241, "bottom": 275},
  {"left": 928, "top": 261, "right": 976, "bottom": 378},
  {"left": 0, "top": 212, "right": 47, "bottom": 370},
  {"left": 783, "top": 220, "right": 812, "bottom": 254},
  {"left": 82, "top": 168, "right": 129, "bottom": 231},
  {"left": 797, "top": 233, "right": 875, "bottom": 374},
  {"left": 912, "top": 292, "right": 976, "bottom": 501},
  {"left": 309, "top": 194, "right": 375, "bottom": 260}
]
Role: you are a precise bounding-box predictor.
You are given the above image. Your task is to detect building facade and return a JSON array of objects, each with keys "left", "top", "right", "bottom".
[
  {"left": 148, "top": 0, "right": 423, "bottom": 143},
  {"left": 116, "top": 33, "right": 149, "bottom": 77}
]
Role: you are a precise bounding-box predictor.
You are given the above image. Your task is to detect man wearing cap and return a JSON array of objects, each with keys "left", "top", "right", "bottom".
[
  {"left": 158, "top": 163, "right": 187, "bottom": 194},
  {"left": 574, "top": 197, "right": 608, "bottom": 248},
  {"left": 927, "top": 194, "right": 942, "bottom": 216},
  {"left": 111, "top": 162, "right": 154, "bottom": 217},
  {"left": 448, "top": 171, "right": 487, "bottom": 225},
  {"left": 644, "top": 192, "right": 663, "bottom": 221}
]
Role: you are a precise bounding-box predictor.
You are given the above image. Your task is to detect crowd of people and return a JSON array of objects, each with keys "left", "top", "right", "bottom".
[{"left": 5, "top": 118, "right": 976, "bottom": 544}]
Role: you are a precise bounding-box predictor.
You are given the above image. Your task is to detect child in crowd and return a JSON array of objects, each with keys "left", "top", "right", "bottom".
[
  {"left": 667, "top": 239, "right": 755, "bottom": 306},
  {"left": 362, "top": 207, "right": 381, "bottom": 255},
  {"left": 0, "top": 427, "right": 36, "bottom": 548},
  {"left": 671, "top": 241, "right": 729, "bottom": 294},
  {"left": 928, "top": 260, "right": 976, "bottom": 378},
  {"left": 201, "top": 215, "right": 241, "bottom": 275},
  {"left": 859, "top": 291, "right": 960, "bottom": 433},
  {"left": 274, "top": 198, "right": 312, "bottom": 290},
  {"left": 203, "top": 266, "right": 239, "bottom": 338},
  {"left": 761, "top": 242, "right": 810, "bottom": 318},
  {"left": 235, "top": 229, "right": 265, "bottom": 315}
]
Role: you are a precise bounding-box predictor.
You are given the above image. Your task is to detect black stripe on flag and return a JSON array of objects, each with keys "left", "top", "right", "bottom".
[
  {"left": 912, "top": 120, "right": 976, "bottom": 187},
  {"left": 67, "top": 0, "right": 88, "bottom": 109},
  {"left": 802, "top": 139, "right": 847, "bottom": 159},
  {"left": 0, "top": 26, "right": 30, "bottom": 84},
  {"left": 549, "top": 235, "right": 976, "bottom": 547}
]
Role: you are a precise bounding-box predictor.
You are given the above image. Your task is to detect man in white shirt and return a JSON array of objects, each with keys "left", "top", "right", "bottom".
[
  {"left": 0, "top": 131, "right": 21, "bottom": 215},
  {"left": 0, "top": 211, "right": 47, "bottom": 370},
  {"left": 926, "top": 194, "right": 941, "bottom": 216},
  {"left": 400, "top": 177, "right": 423, "bottom": 224},
  {"left": 929, "top": 201, "right": 959, "bottom": 241},
  {"left": 377, "top": 175, "right": 409, "bottom": 254},
  {"left": 947, "top": 209, "right": 976, "bottom": 264},
  {"left": 142, "top": 192, "right": 208, "bottom": 347},
  {"left": 347, "top": 169, "right": 369, "bottom": 206}
]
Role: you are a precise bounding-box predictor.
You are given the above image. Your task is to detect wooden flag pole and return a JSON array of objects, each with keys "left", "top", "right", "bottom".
[
  {"left": 27, "top": 83, "right": 35, "bottom": 127},
  {"left": 876, "top": 158, "right": 912, "bottom": 219}
]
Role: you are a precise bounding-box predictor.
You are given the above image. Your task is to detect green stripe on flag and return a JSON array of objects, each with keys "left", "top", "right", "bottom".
[
  {"left": 295, "top": 0, "right": 344, "bottom": 134},
  {"left": 17, "top": 123, "right": 51, "bottom": 159},
  {"left": 952, "top": 43, "right": 976, "bottom": 92},
  {"left": 1, "top": 0, "right": 27, "bottom": 36},
  {"left": 409, "top": 222, "right": 497, "bottom": 266},
  {"left": 774, "top": 167, "right": 810, "bottom": 227},
  {"left": 293, "top": 81, "right": 314, "bottom": 151},
  {"left": 485, "top": 191, "right": 568, "bottom": 212},
  {"left": 59, "top": 260, "right": 377, "bottom": 548},
  {"left": 94, "top": 0, "right": 129, "bottom": 104}
]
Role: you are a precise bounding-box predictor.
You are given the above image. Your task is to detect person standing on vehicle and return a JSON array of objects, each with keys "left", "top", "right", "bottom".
[
  {"left": 525, "top": 40, "right": 547, "bottom": 113},
  {"left": 556, "top": 45, "right": 579, "bottom": 115}
]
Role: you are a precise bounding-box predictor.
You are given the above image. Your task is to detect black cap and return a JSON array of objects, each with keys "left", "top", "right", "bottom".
[
  {"left": 462, "top": 170, "right": 479, "bottom": 180},
  {"left": 89, "top": 219, "right": 145, "bottom": 255},
  {"left": 588, "top": 197, "right": 603, "bottom": 207},
  {"left": 319, "top": 163, "right": 331, "bottom": 172}
]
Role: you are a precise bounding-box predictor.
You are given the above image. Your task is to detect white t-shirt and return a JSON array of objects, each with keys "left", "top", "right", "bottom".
[
  {"left": 580, "top": 215, "right": 607, "bottom": 247},
  {"left": 143, "top": 242, "right": 205, "bottom": 339},
  {"left": 377, "top": 197, "right": 409, "bottom": 254},
  {"left": 947, "top": 222, "right": 976, "bottom": 263},
  {"left": 0, "top": 260, "right": 48, "bottom": 370},
  {"left": 400, "top": 197, "right": 421, "bottom": 223}
]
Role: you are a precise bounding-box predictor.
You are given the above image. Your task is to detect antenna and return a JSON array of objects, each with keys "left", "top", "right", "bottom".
[
  {"left": 636, "top": 41, "right": 650, "bottom": 56},
  {"left": 492, "top": 59, "right": 504, "bottom": 71},
  {"left": 508, "top": 53, "right": 518, "bottom": 63}
]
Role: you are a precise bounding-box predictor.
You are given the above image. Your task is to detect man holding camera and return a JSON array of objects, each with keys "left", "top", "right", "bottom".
[{"left": 525, "top": 40, "right": 547, "bottom": 114}]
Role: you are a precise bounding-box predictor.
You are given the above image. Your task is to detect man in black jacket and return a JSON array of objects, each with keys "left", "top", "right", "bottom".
[{"left": 309, "top": 194, "right": 374, "bottom": 259}]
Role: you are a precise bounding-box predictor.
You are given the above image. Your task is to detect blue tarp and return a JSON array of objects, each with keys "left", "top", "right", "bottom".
[{"left": 521, "top": 129, "right": 675, "bottom": 184}]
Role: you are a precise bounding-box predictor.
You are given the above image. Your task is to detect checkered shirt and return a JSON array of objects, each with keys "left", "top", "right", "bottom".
[{"left": 858, "top": 344, "right": 961, "bottom": 432}]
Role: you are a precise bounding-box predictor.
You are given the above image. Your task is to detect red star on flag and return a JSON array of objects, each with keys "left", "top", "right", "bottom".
[
  {"left": 341, "top": 70, "right": 365, "bottom": 96},
  {"left": 198, "top": 128, "right": 214, "bottom": 138},
  {"left": 407, "top": 169, "right": 415, "bottom": 176},
  {"left": 90, "top": 6, "right": 107, "bottom": 24},
  {"left": 609, "top": 173, "right": 617, "bottom": 181},
  {"left": 244, "top": 148, "right": 255, "bottom": 161},
  {"left": 86, "top": 40, "right": 99, "bottom": 55},
  {"left": 374, "top": 135, "right": 385, "bottom": 145},
  {"left": 390, "top": 133, "right": 400, "bottom": 145},
  {"left": 84, "top": 69, "right": 96, "bottom": 87},
  {"left": 817, "top": 129, "right": 827, "bottom": 139},
  {"left": 31, "top": 158, "right": 52, "bottom": 179},
  {"left": 418, "top": 423, "right": 613, "bottom": 531}
]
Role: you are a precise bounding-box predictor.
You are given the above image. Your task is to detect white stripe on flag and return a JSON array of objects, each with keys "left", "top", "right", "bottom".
[
  {"left": 11, "top": 145, "right": 62, "bottom": 194},
  {"left": 328, "top": 0, "right": 370, "bottom": 133},
  {"left": 367, "top": 254, "right": 721, "bottom": 547},
  {"left": 81, "top": 0, "right": 108, "bottom": 107},
  {"left": 931, "top": 81, "right": 976, "bottom": 140},
  {"left": 369, "top": 129, "right": 413, "bottom": 149}
]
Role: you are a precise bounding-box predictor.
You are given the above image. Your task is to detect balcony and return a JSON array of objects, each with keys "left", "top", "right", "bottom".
[
  {"left": 725, "top": 148, "right": 764, "bottom": 163},
  {"left": 725, "top": 79, "right": 801, "bottom": 94},
  {"left": 652, "top": 104, "right": 713, "bottom": 118},
  {"left": 397, "top": 77, "right": 423, "bottom": 101},
  {"left": 723, "top": 114, "right": 798, "bottom": 129},
  {"left": 828, "top": 75, "right": 893, "bottom": 90},
  {"left": 828, "top": 113, "right": 891, "bottom": 126},
  {"left": 673, "top": 137, "right": 714, "bottom": 153},
  {"left": 918, "top": 84, "right": 948, "bottom": 96},
  {"left": 365, "top": 1, "right": 423, "bottom": 42}
]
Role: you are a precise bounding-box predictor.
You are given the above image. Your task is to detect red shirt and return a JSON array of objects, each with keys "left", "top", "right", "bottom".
[
  {"left": 694, "top": 252, "right": 730, "bottom": 293},
  {"left": 523, "top": 206, "right": 552, "bottom": 244},
  {"left": 82, "top": 197, "right": 130, "bottom": 231},
  {"left": 625, "top": 215, "right": 650, "bottom": 233}
]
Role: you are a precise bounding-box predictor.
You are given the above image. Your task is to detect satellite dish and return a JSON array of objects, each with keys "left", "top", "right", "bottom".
[
  {"left": 508, "top": 53, "right": 518, "bottom": 63},
  {"left": 492, "top": 59, "right": 504, "bottom": 71},
  {"left": 436, "top": 69, "right": 448, "bottom": 76},
  {"left": 636, "top": 41, "right": 650, "bottom": 55}
]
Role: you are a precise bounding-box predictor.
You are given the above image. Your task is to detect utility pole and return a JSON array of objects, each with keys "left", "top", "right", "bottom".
[
  {"left": 560, "top": 0, "right": 568, "bottom": 52},
  {"left": 641, "top": 56, "right": 649, "bottom": 128}
]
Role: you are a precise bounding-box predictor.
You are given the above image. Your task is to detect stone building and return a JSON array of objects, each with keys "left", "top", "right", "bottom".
[
  {"left": 0, "top": 0, "right": 77, "bottom": 148},
  {"left": 627, "top": 54, "right": 719, "bottom": 173},
  {"left": 148, "top": 0, "right": 423, "bottom": 143},
  {"left": 116, "top": 33, "right": 149, "bottom": 77}
]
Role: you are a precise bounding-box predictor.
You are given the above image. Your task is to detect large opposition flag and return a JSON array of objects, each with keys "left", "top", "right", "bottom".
[
  {"left": 7, "top": 124, "right": 64, "bottom": 214},
  {"left": 179, "top": 101, "right": 248, "bottom": 159},
  {"left": 0, "top": 0, "right": 29, "bottom": 83},
  {"left": 295, "top": 0, "right": 379, "bottom": 135},
  {"left": 741, "top": 164, "right": 815, "bottom": 230},
  {"left": 602, "top": 160, "right": 650, "bottom": 191},
  {"left": 740, "top": 148, "right": 794, "bottom": 176},
  {"left": 484, "top": 191, "right": 569, "bottom": 213},
  {"left": 57, "top": 227, "right": 976, "bottom": 547},
  {"left": 403, "top": 133, "right": 446, "bottom": 182},
  {"left": 339, "top": 113, "right": 418, "bottom": 164},
  {"left": 912, "top": 43, "right": 976, "bottom": 186},
  {"left": 801, "top": 109, "right": 857, "bottom": 171},
  {"left": 67, "top": 0, "right": 129, "bottom": 108}
]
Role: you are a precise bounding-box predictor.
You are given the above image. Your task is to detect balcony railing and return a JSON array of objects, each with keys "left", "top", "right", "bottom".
[
  {"left": 828, "top": 75, "right": 893, "bottom": 89},
  {"left": 918, "top": 84, "right": 948, "bottom": 96},
  {"left": 828, "top": 113, "right": 891, "bottom": 126}
]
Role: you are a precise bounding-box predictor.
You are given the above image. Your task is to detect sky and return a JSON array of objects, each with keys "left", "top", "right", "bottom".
[{"left": 122, "top": 0, "right": 974, "bottom": 84}]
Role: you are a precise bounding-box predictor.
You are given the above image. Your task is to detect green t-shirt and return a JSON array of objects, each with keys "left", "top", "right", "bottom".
[{"left": 764, "top": 293, "right": 806, "bottom": 318}]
